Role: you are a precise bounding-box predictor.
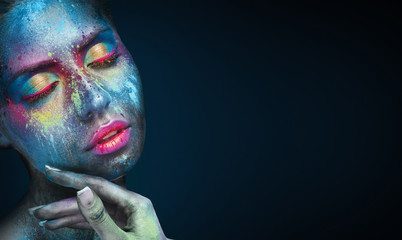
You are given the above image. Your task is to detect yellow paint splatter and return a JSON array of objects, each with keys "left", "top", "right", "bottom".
[{"left": 29, "top": 99, "right": 64, "bottom": 132}]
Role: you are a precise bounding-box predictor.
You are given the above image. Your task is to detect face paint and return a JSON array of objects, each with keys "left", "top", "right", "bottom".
[
  {"left": 21, "top": 72, "right": 60, "bottom": 102},
  {"left": 84, "top": 42, "right": 118, "bottom": 68},
  {"left": 0, "top": 0, "right": 145, "bottom": 180}
]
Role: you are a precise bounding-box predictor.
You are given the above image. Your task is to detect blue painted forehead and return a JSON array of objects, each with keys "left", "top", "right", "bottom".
[
  {"left": 0, "top": 0, "right": 111, "bottom": 82},
  {"left": 0, "top": 1, "right": 108, "bottom": 53},
  {"left": 1, "top": 0, "right": 108, "bottom": 37}
]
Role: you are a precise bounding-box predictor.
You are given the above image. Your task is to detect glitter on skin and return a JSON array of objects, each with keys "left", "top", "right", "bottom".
[
  {"left": 5, "top": 99, "right": 29, "bottom": 128},
  {"left": 0, "top": 0, "right": 145, "bottom": 183},
  {"left": 21, "top": 72, "right": 59, "bottom": 98},
  {"left": 28, "top": 94, "right": 66, "bottom": 132},
  {"left": 84, "top": 42, "right": 115, "bottom": 67}
]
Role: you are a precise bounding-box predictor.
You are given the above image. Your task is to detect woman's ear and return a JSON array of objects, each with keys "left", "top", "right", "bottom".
[{"left": 0, "top": 131, "right": 11, "bottom": 149}]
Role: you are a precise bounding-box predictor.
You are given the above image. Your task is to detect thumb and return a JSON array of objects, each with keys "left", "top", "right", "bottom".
[{"left": 77, "top": 186, "right": 127, "bottom": 240}]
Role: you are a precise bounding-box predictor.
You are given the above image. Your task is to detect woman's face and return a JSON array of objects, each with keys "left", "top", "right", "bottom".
[{"left": 0, "top": 0, "right": 145, "bottom": 180}]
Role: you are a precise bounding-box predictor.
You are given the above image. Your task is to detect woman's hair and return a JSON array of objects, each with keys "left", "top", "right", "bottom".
[
  {"left": 0, "top": 1, "right": 9, "bottom": 15},
  {"left": 0, "top": 0, "right": 15, "bottom": 15}
]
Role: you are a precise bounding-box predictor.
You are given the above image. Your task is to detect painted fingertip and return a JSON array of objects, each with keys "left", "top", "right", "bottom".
[
  {"left": 45, "top": 165, "right": 61, "bottom": 172},
  {"left": 77, "top": 186, "right": 95, "bottom": 209},
  {"left": 39, "top": 220, "right": 47, "bottom": 227},
  {"left": 28, "top": 205, "right": 44, "bottom": 216},
  {"left": 45, "top": 165, "right": 61, "bottom": 182}
]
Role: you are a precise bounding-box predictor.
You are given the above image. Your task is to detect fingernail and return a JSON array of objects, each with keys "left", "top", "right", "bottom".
[
  {"left": 45, "top": 165, "right": 61, "bottom": 172},
  {"left": 39, "top": 220, "right": 47, "bottom": 227},
  {"left": 45, "top": 165, "right": 61, "bottom": 182},
  {"left": 28, "top": 205, "right": 44, "bottom": 216},
  {"left": 77, "top": 186, "right": 94, "bottom": 209}
]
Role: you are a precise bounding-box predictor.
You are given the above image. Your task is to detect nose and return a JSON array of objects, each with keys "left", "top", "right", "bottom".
[{"left": 73, "top": 79, "right": 112, "bottom": 121}]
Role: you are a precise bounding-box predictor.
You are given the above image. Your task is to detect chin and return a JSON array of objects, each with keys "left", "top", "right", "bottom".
[
  {"left": 84, "top": 147, "right": 141, "bottom": 180},
  {"left": 102, "top": 156, "right": 139, "bottom": 181}
]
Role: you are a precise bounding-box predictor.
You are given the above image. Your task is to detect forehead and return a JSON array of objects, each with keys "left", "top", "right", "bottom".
[{"left": 1, "top": 0, "right": 109, "bottom": 72}]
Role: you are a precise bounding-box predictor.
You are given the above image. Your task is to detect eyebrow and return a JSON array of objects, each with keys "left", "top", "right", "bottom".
[
  {"left": 77, "top": 27, "right": 109, "bottom": 52},
  {"left": 5, "top": 27, "right": 109, "bottom": 88},
  {"left": 5, "top": 60, "right": 58, "bottom": 90}
]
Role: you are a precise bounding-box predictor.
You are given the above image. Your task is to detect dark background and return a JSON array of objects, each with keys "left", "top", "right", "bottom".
[{"left": 1, "top": 0, "right": 402, "bottom": 239}]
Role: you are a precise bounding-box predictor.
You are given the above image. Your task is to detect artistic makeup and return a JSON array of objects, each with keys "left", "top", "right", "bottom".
[
  {"left": 21, "top": 72, "right": 60, "bottom": 103},
  {"left": 84, "top": 42, "right": 118, "bottom": 69},
  {"left": 0, "top": 1, "right": 145, "bottom": 180},
  {"left": 86, "top": 120, "right": 131, "bottom": 155}
]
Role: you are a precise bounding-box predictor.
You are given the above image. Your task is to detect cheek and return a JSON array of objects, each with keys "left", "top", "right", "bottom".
[
  {"left": 103, "top": 60, "right": 143, "bottom": 111},
  {"left": 4, "top": 100, "right": 78, "bottom": 167},
  {"left": 4, "top": 100, "right": 30, "bottom": 129},
  {"left": 5, "top": 93, "right": 70, "bottom": 137},
  {"left": 28, "top": 97, "right": 68, "bottom": 132}
]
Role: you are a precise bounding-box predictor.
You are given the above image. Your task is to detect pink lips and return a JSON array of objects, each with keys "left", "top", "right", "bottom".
[{"left": 86, "top": 120, "right": 131, "bottom": 155}]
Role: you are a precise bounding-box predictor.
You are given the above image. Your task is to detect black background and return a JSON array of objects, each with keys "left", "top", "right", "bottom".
[{"left": 1, "top": 1, "right": 402, "bottom": 239}]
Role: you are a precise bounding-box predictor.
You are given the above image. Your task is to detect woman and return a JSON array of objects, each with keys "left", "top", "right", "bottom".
[{"left": 0, "top": 0, "right": 169, "bottom": 239}]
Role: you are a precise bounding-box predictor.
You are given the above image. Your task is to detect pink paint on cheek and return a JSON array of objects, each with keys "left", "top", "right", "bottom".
[{"left": 5, "top": 98, "right": 29, "bottom": 128}]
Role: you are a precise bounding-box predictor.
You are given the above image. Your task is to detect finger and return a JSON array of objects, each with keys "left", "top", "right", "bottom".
[
  {"left": 40, "top": 214, "right": 86, "bottom": 230},
  {"left": 68, "top": 222, "right": 92, "bottom": 230},
  {"left": 45, "top": 165, "right": 131, "bottom": 206},
  {"left": 29, "top": 197, "right": 80, "bottom": 220},
  {"left": 77, "top": 186, "right": 127, "bottom": 240}
]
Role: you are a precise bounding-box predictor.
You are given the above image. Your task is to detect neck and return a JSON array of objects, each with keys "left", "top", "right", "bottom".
[{"left": 19, "top": 158, "right": 126, "bottom": 240}]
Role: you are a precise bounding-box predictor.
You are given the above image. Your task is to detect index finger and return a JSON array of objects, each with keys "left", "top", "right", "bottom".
[{"left": 45, "top": 165, "right": 131, "bottom": 207}]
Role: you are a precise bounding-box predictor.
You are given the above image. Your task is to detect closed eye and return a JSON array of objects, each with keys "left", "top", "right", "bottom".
[
  {"left": 85, "top": 42, "right": 119, "bottom": 69},
  {"left": 22, "top": 81, "right": 60, "bottom": 103},
  {"left": 87, "top": 48, "right": 119, "bottom": 69},
  {"left": 21, "top": 72, "right": 60, "bottom": 103}
]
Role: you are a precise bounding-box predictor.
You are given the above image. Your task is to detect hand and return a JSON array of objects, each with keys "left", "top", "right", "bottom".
[{"left": 29, "top": 165, "right": 169, "bottom": 240}]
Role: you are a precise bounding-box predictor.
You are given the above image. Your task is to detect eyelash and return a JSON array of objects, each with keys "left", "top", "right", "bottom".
[
  {"left": 22, "top": 81, "right": 60, "bottom": 103},
  {"left": 86, "top": 48, "right": 119, "bottom": 69},
  {"left": 21, "top": 47, "right": 118, "bottom": 103}
]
